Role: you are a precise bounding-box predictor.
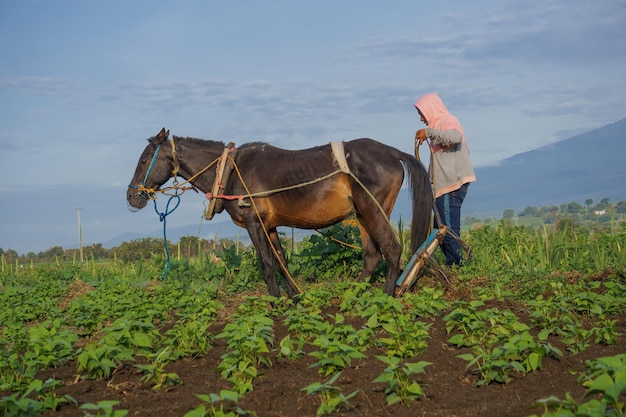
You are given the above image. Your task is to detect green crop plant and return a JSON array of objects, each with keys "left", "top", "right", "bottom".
[
  {"left": 79, "top": 400, "right": 128, "bottom": 417},
  {"left": 276, "top": 334, "right": 304, "bottom": 361},
  {"left": 24, "top": 319, "right": 77, "bottom": 369},
  {"left": 135, "top": 347, "right": 182, "bottom": 390},
  {"left": 216, "top": 312, "right": 275, "bottom": 368},
  {"left": 100, "top": 316, "right": 161, "bottom": 354},
  {"left": 291, "top": 223, "right": 363, "bottom": 282},
  {"left": 592, "top": 319, "right": 620, "bottom": 346},
  {"left": 218, "top": 357, "right": 258, "bottom": 395},
  {"left": 302, "top": 372, "right": 359, "bottom": 416},
  {"left": 216, "top": 307, "right": 275, "bottom": 394},
  {"left": 376, "top": 313, "right": 430, "bottom": 358},
  {"left": 283, "top": 302, "right": 326, "bottom": 343},
  {"left": 0, "top": 378, "right": 76, "bottom": 416},
  {"left": 459, "top": 329, "right": 562, "bottom": 386},
  {"left": 445, "top": 301, "right": 563, "bottom": 385},
  {"left": 183, "top": 390, "right": 253, "bottom": 417},
  {"left": 308, "top": 334, "right": 367, "bottom": 376},
  {"left": 373, "top": 356, "right": 432, "bottom": 406},
  {"left": 76, "top": 343, "right": 134, "bottom": 379},
  {"left": 443, "top": 300, "right": 492, "bottom": 348},
  {"left": 164, "top": 318, "right": 214, "bottom": 359},
  {"left": 530, "top": 353, "right": 626, "bottom": 417}
]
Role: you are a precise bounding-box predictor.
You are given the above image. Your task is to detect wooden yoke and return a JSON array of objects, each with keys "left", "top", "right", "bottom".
[{"left": 205, "top": 142, "right": 237, "bottom": 220}]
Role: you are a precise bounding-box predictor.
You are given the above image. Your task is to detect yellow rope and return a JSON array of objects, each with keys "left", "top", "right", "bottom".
[{"left": 228, "top": 156, "right": 304, "bottom": 295}]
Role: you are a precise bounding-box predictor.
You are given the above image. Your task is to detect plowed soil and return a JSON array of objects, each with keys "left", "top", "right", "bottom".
[{"left": 36, "top": 289, "right": 626, "bottom": 417}]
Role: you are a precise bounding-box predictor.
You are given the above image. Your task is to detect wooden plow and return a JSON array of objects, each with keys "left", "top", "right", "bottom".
[{"left": 395, "top": 225, "right": 451, "bottom": 297}]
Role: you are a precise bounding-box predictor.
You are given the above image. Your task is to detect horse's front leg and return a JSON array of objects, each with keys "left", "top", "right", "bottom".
[
  {"left": 246, "top": 224, "right": 281, "bottom": 298},
  {"left": 268, "top": 230, "right": 301, "bottom": 299}
]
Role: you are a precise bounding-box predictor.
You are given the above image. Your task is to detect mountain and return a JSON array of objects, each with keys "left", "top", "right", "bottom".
[{"left": 464, "top": 117, "right": 626, "bottom": 215}]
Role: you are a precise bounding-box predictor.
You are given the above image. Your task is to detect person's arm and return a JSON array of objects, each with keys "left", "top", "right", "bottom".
[{"left": 426, "top": 128, "right": 462, "bottom": 147}]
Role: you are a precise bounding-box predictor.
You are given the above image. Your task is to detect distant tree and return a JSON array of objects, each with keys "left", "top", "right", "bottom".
[
  {"left": 616, "top": 200, "right": 626, "bottom": 213},
  {"left": 567, "top": 202, "right": 583, "bottom": 214},
  {"left": 3, "top": 249, "right": 18, "bottom": 266},
  {"left": 41, "top": 246, "right": 65, "bottom": 261},
  {"left": 585, "top": 199, "right": 593, "bottom": 214},
  {"left": 112, "top": 237, "right": 171, "bottom": 262},
  {"left": 598, "top": 198, "right": 611, "bottom": 209},
  {"left": 519, "top": 206, "right": 539, "bottom": 217},
  {"left": 503, "top": 209, "right": 515, "bottom": 219}
]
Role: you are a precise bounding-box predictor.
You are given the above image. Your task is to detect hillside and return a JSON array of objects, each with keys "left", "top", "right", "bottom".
[{"left": 463, "top": 117, "right": 626, "bottom": 215}]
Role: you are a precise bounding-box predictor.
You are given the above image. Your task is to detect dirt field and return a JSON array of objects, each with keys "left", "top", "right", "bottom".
[{"left": 37, "top": 294, "right": 625, "bottom": 417}]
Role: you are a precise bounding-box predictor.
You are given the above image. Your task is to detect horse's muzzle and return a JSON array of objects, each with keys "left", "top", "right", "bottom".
[{"left": 127, "top": 187, "right": 148, "bottom": 210}]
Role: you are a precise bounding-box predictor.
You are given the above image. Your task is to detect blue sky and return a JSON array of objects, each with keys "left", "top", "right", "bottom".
[{"left": 1, "top": 0, "right": 625, "bottom": 254}]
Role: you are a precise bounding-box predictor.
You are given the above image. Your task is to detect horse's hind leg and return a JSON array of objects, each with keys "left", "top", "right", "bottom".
[
  {"left": 354, "top": 203, "right": 402, "bottom": 296},
  {"left": 268, "top": 230, "right": 301, "bottom": 298},
  {"left": 356, "top": 219, "right": 382, "bottom": 282}
]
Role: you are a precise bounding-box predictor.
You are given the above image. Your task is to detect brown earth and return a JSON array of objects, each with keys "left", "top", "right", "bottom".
[{"left": 35, "top": 295, "right": 626, "bottom": 417}]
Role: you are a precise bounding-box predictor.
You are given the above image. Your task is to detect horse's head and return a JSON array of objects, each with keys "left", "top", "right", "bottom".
[{"left": 127, "top": 128, "right": 174, "bottom": 211}]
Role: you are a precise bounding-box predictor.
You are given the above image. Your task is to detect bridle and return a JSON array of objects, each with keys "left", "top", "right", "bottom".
[{"left": 128, "top": 138, "right": 192, "bottom": 200}]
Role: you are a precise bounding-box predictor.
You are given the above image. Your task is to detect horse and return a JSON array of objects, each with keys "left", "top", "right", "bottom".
[{"left": 127, "top": 128, "right": 433, "bottom": 298}]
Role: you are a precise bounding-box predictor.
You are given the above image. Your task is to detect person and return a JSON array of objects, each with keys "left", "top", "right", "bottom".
[{"left": 414, "top": 93, "right": 476, "bottom": 266}]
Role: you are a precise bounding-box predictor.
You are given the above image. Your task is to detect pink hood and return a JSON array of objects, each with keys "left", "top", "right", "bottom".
[{"left": 414, "top": 93, "right": 464, "bottom": 151}]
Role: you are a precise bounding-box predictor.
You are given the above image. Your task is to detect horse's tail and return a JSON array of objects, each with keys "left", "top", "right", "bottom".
[{"left": 398, "top": 152, "right": 433, "bottom": 253}]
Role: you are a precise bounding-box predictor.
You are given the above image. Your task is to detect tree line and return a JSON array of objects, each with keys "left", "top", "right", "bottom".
[
  {"left": 2, "top": 198, "right": 625, "bottom": 266},
  {"left": 1, "top": 235, "right": 247, "bottom": 266}
]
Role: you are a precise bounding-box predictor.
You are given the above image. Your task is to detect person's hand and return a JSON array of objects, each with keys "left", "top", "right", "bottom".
[{"left": 415, "top": 129, "right": 428, "bottom": 145}]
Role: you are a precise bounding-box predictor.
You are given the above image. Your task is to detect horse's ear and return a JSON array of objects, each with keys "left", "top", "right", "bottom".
[{"left": 155, "top": 128, "right": 169, "bottom": 144}]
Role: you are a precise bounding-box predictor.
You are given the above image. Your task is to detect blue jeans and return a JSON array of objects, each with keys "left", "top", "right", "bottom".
[{"left": 435, "top": 183, "right": 469, "bottom": 266}]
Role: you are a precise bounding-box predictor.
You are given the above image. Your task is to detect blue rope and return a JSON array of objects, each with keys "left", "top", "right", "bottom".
[{"left": 152, "top": 194, "right": 181, "bottom": 280}]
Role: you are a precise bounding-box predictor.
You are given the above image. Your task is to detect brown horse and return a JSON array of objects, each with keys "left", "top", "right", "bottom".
[{"left": 127, "top": 128, "right": 433, "bottom": 297}]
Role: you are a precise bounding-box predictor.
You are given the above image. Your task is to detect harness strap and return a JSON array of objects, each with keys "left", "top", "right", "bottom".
[
  {"left": 330, "top": 141, "right": 351, "bottom": 174},
  {"left": 205, "top": 143, "right": 237, "bottom": 220}
]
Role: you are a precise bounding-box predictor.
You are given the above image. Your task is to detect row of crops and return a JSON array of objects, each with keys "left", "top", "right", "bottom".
[{"left": 1, "top": 222, "right": 625, "bottom": 416}]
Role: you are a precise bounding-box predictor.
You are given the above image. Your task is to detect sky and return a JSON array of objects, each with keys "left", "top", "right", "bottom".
[{"left": 1, "top": 0, "right": 625, "bottom": 255}]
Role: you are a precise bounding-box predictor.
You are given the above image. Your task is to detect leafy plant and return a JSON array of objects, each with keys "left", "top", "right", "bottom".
[
  {"left": 308, "top": 335, "right": 367, "bottom": 376},
  {"left": 183, "top": 390, "right": 253, "bottom": 417},
  {"left": 0, "top": 378, "right": 76, "bottom": 416},
  {"left": 302, "top": 372, "right": 359, "bottom": 416},
  {"left": 530, "top": 353, "right": 626, "bottom": 417},
  {"left": 80, "top": 400, "right": 128, "bottom": 417},
  {"left": 135, "top": 347, "right": 182, "bottom": 390},
  {"left": 373, "top": 356, "right": 432, "bottom": 406}
]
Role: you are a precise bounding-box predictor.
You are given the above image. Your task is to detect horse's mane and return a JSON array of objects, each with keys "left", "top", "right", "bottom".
[
  {"left": 239, "top": 141, "right": 270, "bottom": 150},
  {"left": 171, "top": 136, "right": 273, "bottom": 151},
  {"left": 172, "top": 136, "right": 226, "bottom": 148}
]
